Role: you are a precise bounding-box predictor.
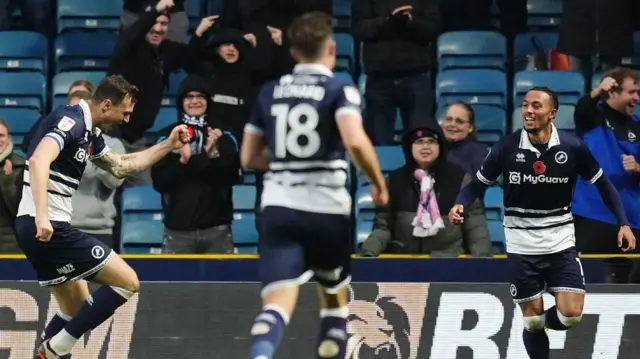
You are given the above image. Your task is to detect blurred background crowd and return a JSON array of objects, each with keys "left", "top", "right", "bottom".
[{"left": 0, "top": 0, "right": 640, "bottom": 282}]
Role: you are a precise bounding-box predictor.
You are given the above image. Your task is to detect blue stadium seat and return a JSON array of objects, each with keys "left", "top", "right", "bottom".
[
  {"left": 437, "top": 31, "right": 507, "bottom": 72},
  {"left": 355, "top": 184, "right": 374, "bottom": 221},
  {"left": 554, "top": 105, "right": 575, "bottom": 132},
  {"left": 513, "top": 32, "right": 558, "bottom": 71},
  {"left": 241, "top": 169, "right": 256, "bottom": 184},
  {"left": 0, "top": 108, "right": 40, "bottom": 144},
  {"left": 334, "top": 70, "right": 353, "bottom": 83},
  {"left": 376, "top": 145, "right": 404, "bottom": 172},
  {"left": 57, "top": 0, "right": 122, "bottom": 33},
  {"left": 55, "top": 33, "right": 118, "bottom": 73},
  {"left": 185, "top": 0, "right": 204, "bottom": 30},
  {"left": 487, "top": 220, "right": 505, "bottom": 254},
  {"left": 52, "top": 71, "right": 106, "bottom": 108},
  {"left": 473, "top": 105, "right": 507, "bottom": 144},
  {"left": 235, "top": 246, "right": 258, "bottom": 254},
  {"left": 513, "top": 71, "right": 584, "bottom": 106},
  {"left": 356, "top": 219, "right": 374, "bottom": 247},
  {"left": 0, "top": 31, "right": 48, "bottom": 73},
  {"left": 120, "top": 186, "right": 164, "bottom": 251},
  {"left": 484, "top": 186, "right": 503, "bottom": 221},
  {"left": 232, "top": 185, "right": 258, "bottom": 245},
  {"left": 162, "top": 71, "right": 188, "bottom": 107},
  {"left": 436, "top": 69, "right": 507, "bottom": 108},
  {"left": 527, "top": 0, "right": 562, "bottom": 28},
  {"left": 0, "top": 72, "right": 45, "bottom": 111},
  {"left": 147, "top": 107, "right": 177, "bottom": 141},
  {"left": 333, "top": 0, "right": 351, "bottom": 28},
  {"left": 334, "top": 33, "right": 354, "bottom": 72}
]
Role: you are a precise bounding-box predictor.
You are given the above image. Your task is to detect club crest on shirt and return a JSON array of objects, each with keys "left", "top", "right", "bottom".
[{"left": 57, "top": 117, "right": 76, "bottom": 132}]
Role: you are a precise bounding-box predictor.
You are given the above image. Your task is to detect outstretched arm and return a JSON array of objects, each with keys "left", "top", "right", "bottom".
[
  {"left": 91, "top": 140, "right": 174, "bottom": 179},
  {"left": 91, "top": 125, "right": 190, "bottom": 179}
]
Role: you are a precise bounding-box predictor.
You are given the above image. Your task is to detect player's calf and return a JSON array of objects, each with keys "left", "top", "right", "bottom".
[
  {"left": 46, "top": 256, "right": 140, "bottom": 356},
  {"left": 316, "top": 286, "right": 349, "bottom": 359},
  {"left": 250, "top": 286, "right": 298, "bottom": 359},
  {"left": 519, "top": 299, "right": 550, "bottom": 359}
]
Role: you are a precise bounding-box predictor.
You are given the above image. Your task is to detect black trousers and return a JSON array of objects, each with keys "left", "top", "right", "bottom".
[{"left": 574, "top": 215, "right": 640, "bottom": 283}]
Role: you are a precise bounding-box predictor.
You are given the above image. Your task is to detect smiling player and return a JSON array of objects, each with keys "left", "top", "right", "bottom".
[{"left": 449, "top": 86, "right": 636, "bottom": 359}]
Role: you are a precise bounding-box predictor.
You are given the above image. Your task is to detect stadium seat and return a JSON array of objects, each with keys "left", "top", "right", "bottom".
[
  {"left": 120, "top": 186, "right": 164, "bottom": 251},
  {"left": 232, "top": 185, "right": 258, "bottom": 245},
  {"left": 333, "top": 0, "right": 351, "bottom": 29},
  {"left": 436, "top": 69, "right": 507, "bottom": 108},
  {"left": 185, "top": 0, "right": 204, "bottom": 30},
  {"left": 513, "top": 71, "right": 584, "bottom": 106},
  {"left": 356, "top": 219, "right": 374, "bottom": 247},
  {"left": 334, "top": 33, "right": 354, "bottom": 72},
  {"left": 527, "top": 0, "right": 562, "bottom": 28},
  {"left": 355, "top": 184, "right": 375, "bottom": 221},
  {"left": 52, "top": 71, "right": 106, "bottom": 108},
  {"left": 162, "top": 71, "right": 188, "bottom": 107},
  {"left": 334, "top": 70, "right": 353, "bottom": 83},
  {"left": 437, "top": 31, "right": 507, "bottom": 72},
  {"left": 147, "top": 107, "right": 177, "bottom": 141},
  {"left": 57, "top": 0, "right": 122, "bottom": 33},
  {"left": 0, "top": 108, "right": 40, "bottom": 144},
  {"left": 0, "top": 72, "right": 45, "bottom": 111},
  {"left": 55, "top": 32, "right": 118, "bottom": 72},
  {"left": 487, "top": 220, "right": 505, "bottom": 254},
  {"left": 513, "top": 32, "right": 558, "bottom": 71},
  {"left": 0, "top": 31, "right": 48, "bottom": 73},
  {"left": 235, "top": 246, "right": 258, "bottom": 254},
  {"left": 484, "top": 186, "right": 503, "bottom": 221}
]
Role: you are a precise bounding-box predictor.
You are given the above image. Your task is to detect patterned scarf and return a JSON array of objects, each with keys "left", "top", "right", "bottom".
[
  {"left": 412, "top": 169, "right": 445, "bottom": 237},
  {"left": 178, "top": 113, "right": 208, "bottom": 155}
]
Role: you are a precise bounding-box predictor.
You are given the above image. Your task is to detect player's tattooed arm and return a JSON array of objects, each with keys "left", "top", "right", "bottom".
[{"left": 92, "top": 141, "right": 174, "bottom": 179}]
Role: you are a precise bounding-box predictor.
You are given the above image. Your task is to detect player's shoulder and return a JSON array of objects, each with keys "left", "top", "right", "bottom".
[
  {"left": 48, "top": 105, "right": 87, "bottom": 132},
  {"left": 557, "top": 130, "right": 584, "bottom": 148}
]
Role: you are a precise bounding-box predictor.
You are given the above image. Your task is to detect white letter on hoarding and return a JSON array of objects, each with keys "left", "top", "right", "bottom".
[
  {"left": 506, "top": 293, "right": 567, "bottom": 359},
  {"left": 430, "top": 292, "right": 503, "bottom": 359},
  {"left": 584, "top": 293, "right": 640, "bottom": 359},
  {"left": 46, "top": 293, "right": 139, "bottom": 359},
  {"left": 0, "top": 289, "right": 39, "bottom": 359}
]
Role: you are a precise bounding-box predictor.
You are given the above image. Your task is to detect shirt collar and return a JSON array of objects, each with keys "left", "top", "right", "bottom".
[
  {"left": 293, "top": 63, "right": 333, "bottom": 77},
  {"left": 519, "top": 124, "right": 560, "bottom": 154},
  {"left": 78, "top": 99, "right": 95, "bottom": 132}
]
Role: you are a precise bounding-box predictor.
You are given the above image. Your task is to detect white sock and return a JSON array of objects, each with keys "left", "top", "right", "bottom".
[{"left": 48, "top": 329, "right": 78, "bottom": 355}]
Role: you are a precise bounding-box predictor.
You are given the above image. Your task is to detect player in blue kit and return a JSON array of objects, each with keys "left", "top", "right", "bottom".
[
  {"left": 240, "top": 11, "right": 388, "bottom": 359},
  {"left": 18, "top": 75, "right": 191, "bottom": 359},
  {"left": 449, "top": 87, "right": 636, "bottom": 359}
]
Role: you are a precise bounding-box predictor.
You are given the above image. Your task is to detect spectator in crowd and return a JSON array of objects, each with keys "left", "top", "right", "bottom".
[
  {"left": 573, "top": 67, "right": 640, "bottom": 283},
  {"left": 360, "top": 124, "right": 491, "bottom": 257},
  {"left": 0, "top": 0, "right": 51, "bottom": 34},
  {"left": 107, "top": 0, "right": 217, "bottom": 186},
  {"left": 151, "top": 75, "right": 240, "bottom": 254},
  {"left": 0, "top": 118, "right": 24, "bottom": 253},
  {"left": 220, "top": 0, "right": 332, "bottom": 86},
  {"left": 353, "top": 0, "right": 441, "bottom": 145},
  {"left": 120, "top": 0, "right": 189, "bottom": 42},
  {"left": 441, "top": 102, "right": 488, "bottom": 175},
  {"left": 68, "top": 90, "right": 125, "bottom": 250},
  {"left": 189, "top": 28, "right": 256, "bottom": 138},
  {"left": 439, "top": 0, "right": 527, "bottom": 42},
  {"left": 558, "top": 0, "right": 635, "bottom": 75},
  {"left": 21, "top": 80, "right": 96, "bottom": 154}
]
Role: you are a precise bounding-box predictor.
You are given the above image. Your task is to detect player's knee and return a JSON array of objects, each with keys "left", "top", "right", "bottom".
[
  {"left": 117, "top": 271, "right": 140, "bottom": 294},
  {"left": 523, "top": 315, "right": 546, "bottom": 332},
  {"left": 557, "top": 308, "right": 583, "bottom": 328}
]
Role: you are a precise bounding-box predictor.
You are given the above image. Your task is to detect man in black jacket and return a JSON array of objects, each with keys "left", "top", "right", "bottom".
[
  {"left": 151, "top": 75, "right": 240, "bottom": 254},
  {"left": 107, "top": 0, "right": 216, "bottom": 185},
  {"left": 120, "top": 0, "right": 189, "bottom": 42},
  {"left": 353, "top": 0, "right": 441, "bottom": 145}
]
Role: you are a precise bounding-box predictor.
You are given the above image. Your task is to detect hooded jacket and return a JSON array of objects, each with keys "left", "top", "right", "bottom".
[
  {"left": 361, "top": 123, "right": 491, "bottom": 257},
  {"left": 190, "top": 28, "right": 257, "bottom": 139},
  {"left": 151, "top": 75, "right": 241, "bottom": 231},
  {"left": 108, "top": 6, "right": 206, "bottom": 143}
]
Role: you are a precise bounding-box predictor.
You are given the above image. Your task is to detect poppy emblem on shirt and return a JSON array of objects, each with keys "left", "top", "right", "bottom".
[
  {"left": 533, "top": 160, "right": 546, "bottom": 174},
  {"left": 187, "top": 127, "right": 194, "bottom": 138}
]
